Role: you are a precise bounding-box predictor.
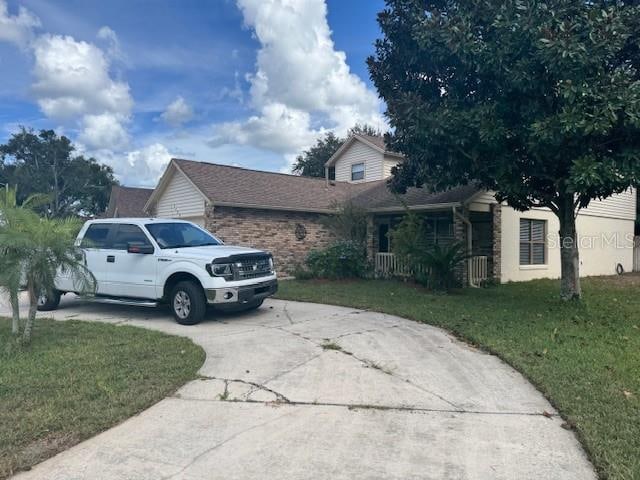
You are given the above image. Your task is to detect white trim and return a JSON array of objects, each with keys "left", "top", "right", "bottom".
[{"left": 519, "top": 264, "right": 549, "bottom": 270}]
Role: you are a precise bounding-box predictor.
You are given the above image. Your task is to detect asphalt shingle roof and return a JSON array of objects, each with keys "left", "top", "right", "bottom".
[
  {"left": 105, "top": 185, "right": 153, "bottom": 217},
  {"left": 172, "top": 158, "right": 479, "bottom": 213},
  {"left": 174, "top": 159, "right": 366, "bottom": 212}
]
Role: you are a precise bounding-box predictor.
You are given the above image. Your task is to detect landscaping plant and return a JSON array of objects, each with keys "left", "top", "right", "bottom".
[
  {"left": 0, "top": 203, "right": 94, "bottom": 343},
  {"left": 305, "top": 240, "right": 370, "bottom": 279},
  {"left": 390, "top": 210, "right": 468, "bottom": 290}
]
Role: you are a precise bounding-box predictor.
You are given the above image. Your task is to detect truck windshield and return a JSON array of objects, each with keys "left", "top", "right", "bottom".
[{"left": 146, "top": 222, "right": 222, "bottom": 249}]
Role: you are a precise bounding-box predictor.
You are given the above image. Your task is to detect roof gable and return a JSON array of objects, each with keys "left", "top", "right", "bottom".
[
  {"left": 325, "top": 134, "right": 403, "bottom": 168},
  {"left": 144, "top": 160, "right": 209, "bottom": 214}
]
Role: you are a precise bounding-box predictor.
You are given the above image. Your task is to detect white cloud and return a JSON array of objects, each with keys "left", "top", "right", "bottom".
[
  {"left": 97, "top": 26, "right": 125, "bottom": 63},
  {"left": 209, "top": 102, "right": 317, "bottom": 154},
  {"left": 31, "top": 34, "right": 132, "bottom": 120},
  {"left": 0, "top": 0, "right": 40, "bottom": 47},
  {"left": 122, "top": 143, "right": 172, "bottom": 186},
  {"left": 160, "top": 96, "right": 193, "bottom": 127},
  {"left": 210, "top": 0, "right": 385, "bottom": 161},
  {"left": 79, "top": 113, "right": 129, "bottom": 150}
]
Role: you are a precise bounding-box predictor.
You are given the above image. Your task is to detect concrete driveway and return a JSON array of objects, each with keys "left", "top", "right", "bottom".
[{"left": 3, "top": 295, "right": 595, "bottom": 480}]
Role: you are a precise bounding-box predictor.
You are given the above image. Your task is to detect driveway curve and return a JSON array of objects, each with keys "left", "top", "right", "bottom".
[{"left": 6, "top": 296, "right": 595, "bottom": 480}]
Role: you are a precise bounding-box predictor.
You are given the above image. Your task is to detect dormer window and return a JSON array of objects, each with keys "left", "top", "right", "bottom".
[{"left": 351, "top": 163, "right": 365, "bottom": 181}]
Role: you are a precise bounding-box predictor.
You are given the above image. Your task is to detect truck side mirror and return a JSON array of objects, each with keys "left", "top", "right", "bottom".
[{"left": 127, "top": 243, "right": 155, "bottom": 254}]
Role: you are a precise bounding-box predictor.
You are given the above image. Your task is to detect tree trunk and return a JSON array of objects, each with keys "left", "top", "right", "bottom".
[
  {"left": 10, "top": 289, "right": 20, "bottom": 335},
  {"left": 23, "top": 281, "right": 38, "bottom": 344},
  {"left": 557, "top": 195, "right": 581, "bottom": 300}
]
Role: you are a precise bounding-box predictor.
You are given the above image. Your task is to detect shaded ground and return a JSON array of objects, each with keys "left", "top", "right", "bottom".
[{"left": 276, "top": 275, "right": 640, "bottom": 480}]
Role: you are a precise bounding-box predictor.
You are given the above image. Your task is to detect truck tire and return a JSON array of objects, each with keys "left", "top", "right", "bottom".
[
  {"left": 37, "top": 290, "right": 61, "bottom": 311},
  {"left": 170, "top": 281, "right": 207, "bottom": 325}
]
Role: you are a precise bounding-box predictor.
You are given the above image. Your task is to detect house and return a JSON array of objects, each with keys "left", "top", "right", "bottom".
[{"left": 107, "top": 133, "right": 637, "bottom": 284}]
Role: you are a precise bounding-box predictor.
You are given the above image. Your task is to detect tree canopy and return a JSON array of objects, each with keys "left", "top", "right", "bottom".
[
  {"left": 292, "top": 124, "right": 384, "bottom": 178},
  {"left": 368, "top": 0, "right": 640, "bottom": 299},
  {"left": 0, "top": 128, "right": 116, "bottom": 217}
]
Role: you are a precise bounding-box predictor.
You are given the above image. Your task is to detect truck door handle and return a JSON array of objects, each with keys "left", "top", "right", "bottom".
[{"left": 106, "top": 255, "right": 115, "bottom": 263}]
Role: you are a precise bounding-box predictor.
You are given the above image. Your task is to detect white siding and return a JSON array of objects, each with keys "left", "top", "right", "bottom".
[
  {"left": 383, "top": 156, "right": 402, "bottom": 178},
  {"left": 501, "top": 205, "right": 635, "bottom": 282},
  {"left": 156, "top": 170, "right": 206, "bottom": 219},
  {"left": 334, "top": 140, "right": 385, "bottom": 182},
  {"left": 580, "top": 188, "right": 636, "bottom": 220}
]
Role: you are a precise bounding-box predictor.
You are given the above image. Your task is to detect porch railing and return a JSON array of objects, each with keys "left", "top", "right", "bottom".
[
  {"left": 374, "top": 252, "right": 414, "bottom": 277},
  {"left": 374, "top": 252, "right": 489, "bottom": 286},
  {"left": 469, "top": 255, "right": 489, "bottom": 287}
]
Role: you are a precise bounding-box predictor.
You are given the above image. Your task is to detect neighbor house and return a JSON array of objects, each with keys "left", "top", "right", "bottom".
[{"left": 107, "top": 133, "right": 638, "bottom": 284}]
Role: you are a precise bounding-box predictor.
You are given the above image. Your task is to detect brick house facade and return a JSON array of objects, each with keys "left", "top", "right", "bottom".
[{"left": 205, "top": 205, "right": 334, "bottom": 273}]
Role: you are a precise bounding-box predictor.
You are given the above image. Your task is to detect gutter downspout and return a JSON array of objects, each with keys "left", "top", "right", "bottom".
[{"left": 452, "top": 206, "right": 476, "bottom": 287}]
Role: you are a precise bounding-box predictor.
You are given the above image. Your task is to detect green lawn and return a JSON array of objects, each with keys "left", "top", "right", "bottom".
[
  {"left": 276, "top": 276, "right": 640, "bottom": 480},
  {"left": 0, "top": 319, "right": 205, "bottom": 479}
]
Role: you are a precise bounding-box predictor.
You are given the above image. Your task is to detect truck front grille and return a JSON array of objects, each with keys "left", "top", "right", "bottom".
[{"left": 234, "top": 255, "right": 272, "bottom": 280}]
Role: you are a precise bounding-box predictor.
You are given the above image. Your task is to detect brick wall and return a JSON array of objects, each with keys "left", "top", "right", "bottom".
[
  {"left": 205, "top": 205, "right": 334, "bottom": 274},
  {"left": 491, "top": 203, "right": 502, "bottom": 281}
]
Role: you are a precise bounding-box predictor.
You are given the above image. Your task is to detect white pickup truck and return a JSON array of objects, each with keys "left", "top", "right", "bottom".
[{"left": 38, "top": 218, "right": 278, "bottom": 325}]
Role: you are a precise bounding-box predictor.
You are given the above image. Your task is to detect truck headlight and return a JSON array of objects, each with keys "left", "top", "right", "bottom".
[{"left": 206, "top": 263, "right": 234, "bottom": 280}]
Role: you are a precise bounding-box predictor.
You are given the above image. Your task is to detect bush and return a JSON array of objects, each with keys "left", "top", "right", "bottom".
[
  {"left": 305, "top": 241, "right": 369, "bottom": 279},
  {"left": 390, "top": 211, "right": 468, "bottom": 291}
]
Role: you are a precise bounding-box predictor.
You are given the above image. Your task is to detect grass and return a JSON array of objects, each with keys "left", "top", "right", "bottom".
[
  {"left": 0, "top": 318, "right": 205, "bottom": 479},
  {"left": 276, "top": 275, "right": 640, "bottom": 480}
]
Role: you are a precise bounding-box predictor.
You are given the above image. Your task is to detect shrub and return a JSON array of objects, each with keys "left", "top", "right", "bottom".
[
  {"left": 305, "top": 241, "right": 369, "bottom": 279},
  {"left": 321, "top": 200, "right": 368, "bottom": 244},
  {"left": 390, "top": 211, "right": 468, "bottom": 291}
]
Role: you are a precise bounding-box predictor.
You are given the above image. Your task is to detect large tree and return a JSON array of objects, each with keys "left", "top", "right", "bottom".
[
  {"left": 0, "top": 128, "right": 116, "bottom": 217},
  {"left": 368, "top": 0, "right": 640, "bottom": 300},
  {"left": 292, "top": 124, "right": 384, "bottom": 178}
]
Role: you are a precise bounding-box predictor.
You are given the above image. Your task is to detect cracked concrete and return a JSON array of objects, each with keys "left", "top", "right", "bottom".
[{"left": 1, "top": 295, "right": 596, "bottom": 479}]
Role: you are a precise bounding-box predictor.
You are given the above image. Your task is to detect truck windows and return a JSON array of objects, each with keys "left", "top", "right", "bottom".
[
  {"left": 111, "top": 224, "right": 153, "bottom": 250},
  {"left": 80, "top": 224, "right": 113, "bottom": 249}
]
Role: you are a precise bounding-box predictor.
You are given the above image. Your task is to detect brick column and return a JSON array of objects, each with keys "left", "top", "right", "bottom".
[
  {"left": 452, "top": 208, "right": 469, "bottom": 286},
  {"left": 491, "top": 203, "right": 502, "bottom": 282},
  {"left": 204, "top": 203, "right": 216, "bottom": 234},
  {"left": 366, "top": 214, "right": 376, "bottom": 263}
]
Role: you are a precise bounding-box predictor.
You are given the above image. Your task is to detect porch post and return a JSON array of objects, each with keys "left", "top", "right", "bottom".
[
  {"left": 366, "top": 214, "right": 376, "bottom": 263},
  {"left": 491, "top": 203, "right": 502, "bottom": 282},
  {"left": 452, "top": 207, "right": 469, "bottom": 286}
]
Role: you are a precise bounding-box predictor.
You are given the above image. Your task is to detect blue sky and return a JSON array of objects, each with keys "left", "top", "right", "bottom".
[{"left": 0, "top": 0, "right": 387, "bottom": 186}]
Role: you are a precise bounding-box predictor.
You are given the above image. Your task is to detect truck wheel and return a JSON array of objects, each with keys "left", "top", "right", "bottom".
[
  {"left": 170, "top": 281, "right": 206, "bottom": 325},
  {"left": 37, "top": 290, "right": 61, "bottom": 311}
]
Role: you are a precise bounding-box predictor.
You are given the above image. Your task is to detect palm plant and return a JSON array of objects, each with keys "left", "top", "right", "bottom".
[
  {"left": 391, "top": 211, "right": 470, "bottom": 291},
  {"left": 418, "top": 242, "right": 470, "bottom": 291},
  {"left": 0, "top": 186, "right": 52, "bottom": 334},
  {"left": 0, "top": 193, "right": 94, "bottom": 343}
]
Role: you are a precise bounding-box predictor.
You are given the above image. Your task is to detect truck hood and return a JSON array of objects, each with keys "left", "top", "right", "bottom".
[{"left": 160, "top": 245, "right": 266, "bottom": 261}]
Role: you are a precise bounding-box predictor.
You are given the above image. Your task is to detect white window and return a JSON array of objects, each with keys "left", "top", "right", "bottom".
[
  {"left": 519, "top": 219, "right": 546, "bottom": 265},
  {"left": 351, "top": 163, "right": 365, "bottom": 181}
]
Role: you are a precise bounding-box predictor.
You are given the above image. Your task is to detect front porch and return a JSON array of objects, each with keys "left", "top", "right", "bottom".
[{"left": 367, "top": 206, "right": 500, "bottom": 287}]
